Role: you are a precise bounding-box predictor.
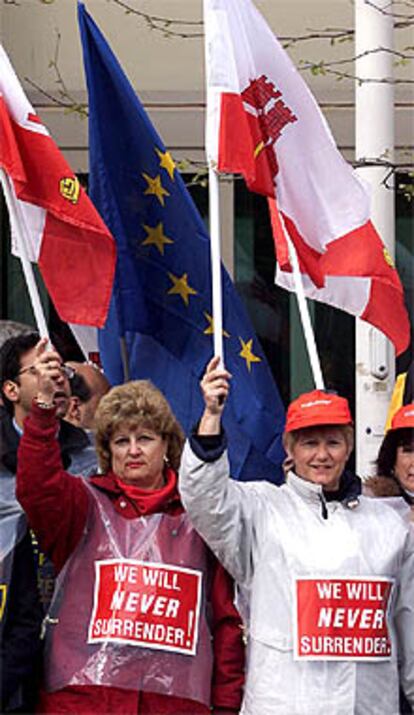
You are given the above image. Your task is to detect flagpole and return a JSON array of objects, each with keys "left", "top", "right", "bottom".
[
  {"left": 204, "top": 0, "right": 224, "bottom": 365},
  {"left": 285, "top": 233, "right": 325, "bottom": 390},
  {"left": 0, "top": 168, "right": 50, "bottom": 339},
  {"left": 119, "top": 335, "right": 130, "bottom": 381},
  {"left": 208, "top": 167, "right": 224, "bottom": 364}
]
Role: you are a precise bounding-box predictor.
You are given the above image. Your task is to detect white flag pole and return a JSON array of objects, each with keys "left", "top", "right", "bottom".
[
  {"left": 203, "top": 0, "right": 224, "bottom": 366},
  {"left": 208, "top": 166, "right": 224, "bottom": 363},
  {"left": 285, "top": 232, "right": 325, "bottom": 390},
  {"left": 0, "top": 168, "right": 50, "bottom": 339}
]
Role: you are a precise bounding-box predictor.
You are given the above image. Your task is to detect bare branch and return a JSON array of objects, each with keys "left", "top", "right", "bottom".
[
  {"left": 110, "top": 0, "right": 203, "bottom": 38},
  {"left": 24, "top": 30, "right": 88, "bottom": 117},
  {"left": 24, "top": 76, "right": 68, "bottom": 107},
  {"left": 325, "top": 46, "right": 414, "bottom": 67},
  {"left": 24, "top": 76, "right": 88, "bottom": 117},
  {"left": 299, "top": 45, "right": 414, "bottom": 81},
  {"left": 317, "top": 67, "right": 413, "bottom": 83},
  {"left": 280, "top": 28, "right": 353, "bottom": 47},
  {"left": 111, "top": 0, "right": 201, "bottom": 26},
  {"left": 364, "top": 0, "right": 414, "bottom": 20}
]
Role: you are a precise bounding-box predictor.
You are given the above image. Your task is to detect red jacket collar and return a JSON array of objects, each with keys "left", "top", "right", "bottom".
[{"left": 90, "top": 467, "right": 182, "bottom": 515}]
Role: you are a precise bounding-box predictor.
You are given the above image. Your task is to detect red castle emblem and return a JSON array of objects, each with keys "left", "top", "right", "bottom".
[{"left": 241, "top": 74, "right": 297, "bottom": 194}]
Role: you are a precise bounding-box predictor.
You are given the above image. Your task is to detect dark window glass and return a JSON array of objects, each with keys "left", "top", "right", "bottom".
[
  {"left": 1, "top": 170, "right": 412, "bottom": 387},
  {"left": 234, "top": 183, "right": 290, "bottom": 405},
  {"left": 396, "top": 172, "right": 414, "bottom": 374},
  {"left": 233, "top": 181, "right": 355, "bottom": 409}
]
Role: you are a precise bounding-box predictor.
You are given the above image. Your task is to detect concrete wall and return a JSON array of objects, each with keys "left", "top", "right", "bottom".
[{"left": 1, "top": 0, "right": 412, "bottom": 172}]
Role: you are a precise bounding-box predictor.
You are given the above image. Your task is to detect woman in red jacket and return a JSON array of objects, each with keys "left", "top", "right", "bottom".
[{"left": 16, "top": 340, "right": 244, "bottom": 715}]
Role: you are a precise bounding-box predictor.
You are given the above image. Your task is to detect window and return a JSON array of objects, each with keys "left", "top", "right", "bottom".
[
  {"left": 396, "top": 172, "right": 414, "bottom": 374},
  {"left": 233, "top": 174, "right": 413, "bottom": 409},
  {"left": 1, "top": 171, "right": 412, "bottom": 386}
]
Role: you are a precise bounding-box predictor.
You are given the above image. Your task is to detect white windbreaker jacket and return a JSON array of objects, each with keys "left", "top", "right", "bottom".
[{"left": 179, "top": 443, "right": 414, "bottom": 715}]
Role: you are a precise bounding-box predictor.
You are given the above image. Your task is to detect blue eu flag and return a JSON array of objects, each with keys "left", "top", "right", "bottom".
[{"left": 78, "top": 3, "right": 285, "bottom": 482}]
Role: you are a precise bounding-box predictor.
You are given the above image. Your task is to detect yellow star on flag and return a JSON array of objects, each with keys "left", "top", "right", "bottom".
[
  {"left": 141, "top": 222, "right": 174, "bottom": 255},
  {"left": 155, "top": 147, "right": 176, "bottom": 181},
  {"left": 142, "top": 172, "right": 170, "bottom": 206},
  {"left": 167, "top": 272, "right": 198, "bottom": 307},
  {"left": 203, "top": 312, "right": 230, "bottom": 338},
  {"left": 239, "top": 337, "right": 261, "bottom": 372}
]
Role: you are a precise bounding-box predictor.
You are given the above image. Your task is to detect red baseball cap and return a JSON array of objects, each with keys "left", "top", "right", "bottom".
[
  {"left": 285, "top": 389, "right": 353, "bottom": 433},
  {"left": 389, "top": 403, "right": 414, "bottom": 431}
]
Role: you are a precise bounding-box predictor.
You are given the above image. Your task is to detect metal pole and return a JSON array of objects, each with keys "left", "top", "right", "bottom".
[{"left": 355, "top": 0, "right": 395, "bottom": 476}]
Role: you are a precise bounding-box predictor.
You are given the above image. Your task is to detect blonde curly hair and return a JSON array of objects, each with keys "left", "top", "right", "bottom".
[{"left": 94, "top": 380, "right": 185, "bottom": 474}]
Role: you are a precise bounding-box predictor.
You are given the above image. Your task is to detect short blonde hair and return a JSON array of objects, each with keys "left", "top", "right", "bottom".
[
  {"left": 94, "top": 380, "right": 184, "bottom": 474},
  {"left": 283, "top": 424, "right": 354, "bottom": 455}
]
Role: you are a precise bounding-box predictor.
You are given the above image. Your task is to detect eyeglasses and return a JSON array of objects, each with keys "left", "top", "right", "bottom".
[{"left": 17, "top": 363, "right": 76, "bottom": 380}]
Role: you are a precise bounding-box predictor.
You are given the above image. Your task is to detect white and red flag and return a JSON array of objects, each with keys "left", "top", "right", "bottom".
[
  {"left": 0, "top": 45, "right": 116, "bottom": 327},
  {"left": 204, "top": 0, "right": 410, "bottom": 355}
]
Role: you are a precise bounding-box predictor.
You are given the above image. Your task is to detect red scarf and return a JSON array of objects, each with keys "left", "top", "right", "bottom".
[{"left": 114, "top": 467, "right": 180, "bottom": 515}]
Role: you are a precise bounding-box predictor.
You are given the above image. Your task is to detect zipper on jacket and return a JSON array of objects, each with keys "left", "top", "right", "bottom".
[{"left": 319, "top": 494, "right": 328, "bottom": 520}]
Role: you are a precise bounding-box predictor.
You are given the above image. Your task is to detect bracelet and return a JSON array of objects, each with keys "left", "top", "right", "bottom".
[{"left": 34, "top": 398, "right": 55, "bottom": 410}]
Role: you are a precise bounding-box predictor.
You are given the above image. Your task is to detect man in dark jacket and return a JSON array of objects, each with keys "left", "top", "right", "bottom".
[
  {"left": 0, "top": 333, "right": 98, "bottom": 477},
  {"left": 0, "top": 481, "right": 43, "bottom": 714},
  {"left": 0, "top": 332, "right": 98, "bottom": 713}
]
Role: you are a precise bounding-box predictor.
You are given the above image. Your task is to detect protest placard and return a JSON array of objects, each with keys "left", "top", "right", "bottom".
[
  {"left": 294, "top": 577, "right": 394, "bottom": 661},
  {"left": 88, "top": 559, "right": 202, "bottom": 655}
]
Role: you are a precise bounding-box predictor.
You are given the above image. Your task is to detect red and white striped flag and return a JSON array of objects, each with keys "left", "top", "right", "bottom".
[
  {"left": 0, "top": 45, "right": 116, "bottom": 328},
  {"left": 204, "top": 0, "right": 410, "bottom": 355}
]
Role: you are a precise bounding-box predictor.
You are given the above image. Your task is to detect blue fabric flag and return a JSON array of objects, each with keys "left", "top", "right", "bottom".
[{"left": 78, "top": 3, "right": 285, "bottom": 482}]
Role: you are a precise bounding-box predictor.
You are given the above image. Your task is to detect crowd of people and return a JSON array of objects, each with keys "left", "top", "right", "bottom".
[{"left": 0, "top": 332, "right": 413, "bottom": 714}]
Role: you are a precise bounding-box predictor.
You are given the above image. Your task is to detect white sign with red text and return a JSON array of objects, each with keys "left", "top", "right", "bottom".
[
  {"left": 294, "top": 577, "right": 394, "bottom": 661},
  {"left": 88, "top": 559, "right": 202, "bottom": 655}
]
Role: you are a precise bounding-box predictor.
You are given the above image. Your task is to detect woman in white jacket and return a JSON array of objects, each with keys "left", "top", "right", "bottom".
[{"left": 179, "top": 357, "right": 414, "bottom": 715}]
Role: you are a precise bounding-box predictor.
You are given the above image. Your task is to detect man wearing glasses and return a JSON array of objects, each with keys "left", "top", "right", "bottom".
[
  {"left": 0, "top": 332, "right": 98, "bottom": 714},
  {"left": 0, "top": 333, "right": 98, "bottom": 476}
]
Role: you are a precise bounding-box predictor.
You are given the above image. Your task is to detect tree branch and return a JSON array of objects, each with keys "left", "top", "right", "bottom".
[
  {"left": 300, "top": 45, "right": 414, "bottom": 82},
  {"left": 364, "top": 0, "right": 414, "bottom": 20},
  {"left": 25, "top": 31, "right": 88, "bottom": 117},
  {"left": 110, "top": 0, "right": 203, "bottom": 38}
]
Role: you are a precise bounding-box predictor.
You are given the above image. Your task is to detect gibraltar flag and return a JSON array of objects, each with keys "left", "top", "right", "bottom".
[
  {"left": 204, "top": 0, "right": 410, "bottom": 355},
  {"left": 0, "top": 45, "right": 116, "bottom": 327}
]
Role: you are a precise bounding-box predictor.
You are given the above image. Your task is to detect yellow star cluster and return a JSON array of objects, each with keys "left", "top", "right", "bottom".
[{"left": 139, "top": 146, "right": 262, "bottom": 372}]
